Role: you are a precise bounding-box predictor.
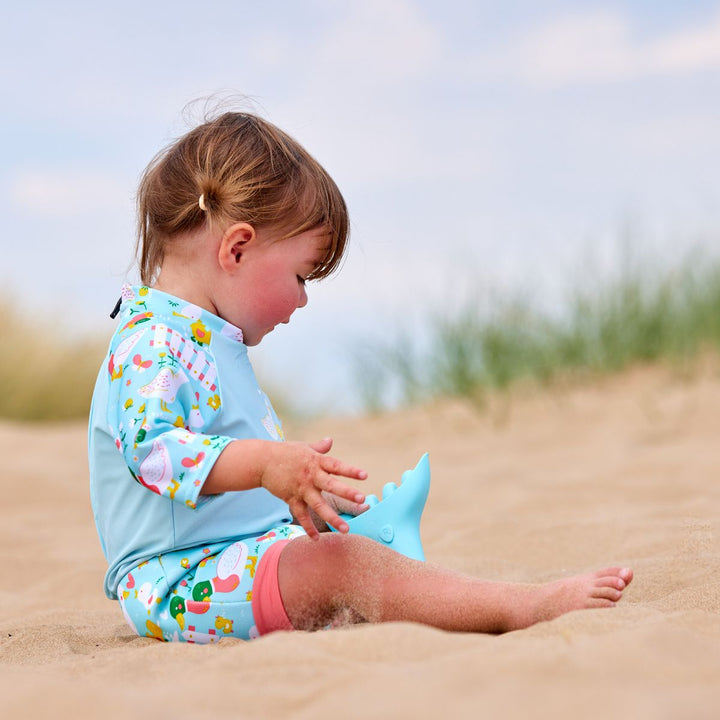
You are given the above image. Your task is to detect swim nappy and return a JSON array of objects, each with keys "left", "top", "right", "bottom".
[{"left": 117, "top": 524, "right": 305, "bottom": 643}]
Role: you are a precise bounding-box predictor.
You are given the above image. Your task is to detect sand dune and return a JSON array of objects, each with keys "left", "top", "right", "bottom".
[{"left": 2, "top": 365, "right": 719, "bottom": 718}]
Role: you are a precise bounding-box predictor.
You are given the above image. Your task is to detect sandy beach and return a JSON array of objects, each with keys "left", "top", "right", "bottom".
[{"left": 2, "top": 364, "right": 719, "bottom": 719}]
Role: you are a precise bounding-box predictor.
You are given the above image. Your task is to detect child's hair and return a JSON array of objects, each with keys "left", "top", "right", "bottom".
[{"left": 136, "top": 111, "right": 349, "bottom": 285}]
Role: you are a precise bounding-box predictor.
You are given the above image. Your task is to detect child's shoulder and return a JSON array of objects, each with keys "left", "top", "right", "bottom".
[
  {"left": 117, "top": 285, "right": 186, "bottom": 331},
  {"left": 111, "top": 285, "right": 244, "bottom": 360},
  {"left": 107, "top": 285, "right": 231, "bottom": 397}
]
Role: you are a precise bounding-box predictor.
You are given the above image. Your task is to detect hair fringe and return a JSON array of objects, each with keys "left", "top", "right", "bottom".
[{"left": 135, "top": 104, "right": 350, "bottom": 286}]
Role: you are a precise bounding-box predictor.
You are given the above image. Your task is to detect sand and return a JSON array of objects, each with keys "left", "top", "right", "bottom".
[{"left": 2, "top": 365, "right": 719, "bottom": 719}]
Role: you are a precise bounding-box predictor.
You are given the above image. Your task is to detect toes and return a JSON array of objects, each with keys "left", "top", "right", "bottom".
[
  {"left": 594, "top": 567, "right": 634, "bottom": 585},
  {"left": 591, "top": 585, "right": 623, "bottom": 602},
  {"left": 593, "top": 566, "right": 623, "bottom": 578},
  {"left": 587, "top": 597, "right": 616, "bottom": 609},
  {"left": 596, "top": 575, "right": 626, "bottom": 591}
]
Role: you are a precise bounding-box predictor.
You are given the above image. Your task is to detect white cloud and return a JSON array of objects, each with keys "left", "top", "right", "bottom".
[
  {"left": 9, "top": 168, "right": 130, "bottom": 217},
  {"left": 468, "top": 8, "right": 720, "bottom": 88},
  {"left": 651, "top": 13, "right": 720, "bottom": 75},
  {"left": 312, "top": 0, "right": 441, "bottom": 84}
]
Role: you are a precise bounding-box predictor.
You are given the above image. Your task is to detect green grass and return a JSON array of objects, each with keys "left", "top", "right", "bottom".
[
  {"left": 5, "top": 248, "right": 720, "bottom": 421},
  {"left": 356, "top": 250, "right": 720, "bottom": 411},
  {"left": 0, "top": 300, "right": 107, "bottom": 421}
]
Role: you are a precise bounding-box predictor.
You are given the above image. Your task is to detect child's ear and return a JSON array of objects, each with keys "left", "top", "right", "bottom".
[{"left": 218, "top": 223, "right": 256, "bottom": 272}]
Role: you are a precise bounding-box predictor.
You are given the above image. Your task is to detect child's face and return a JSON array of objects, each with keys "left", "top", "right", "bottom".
[{"left": 219, "top": 227, "right": 329, "bottom": 346}]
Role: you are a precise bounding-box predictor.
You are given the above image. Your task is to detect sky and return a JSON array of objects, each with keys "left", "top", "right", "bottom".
[{"left": 3, "top": 0, "right": 719, "bottom": 413}]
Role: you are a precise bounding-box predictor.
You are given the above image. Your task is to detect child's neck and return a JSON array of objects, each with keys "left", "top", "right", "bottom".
[
  {"left": 152, "top": 229, "right": 221, "bottom": 316},
  {"left": 153, "top": 261, "right": 218, "bottom": 317}
]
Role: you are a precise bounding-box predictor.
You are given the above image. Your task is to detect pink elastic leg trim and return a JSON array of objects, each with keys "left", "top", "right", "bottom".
[{"left": 251, "top": 538, "right": 294, "bottom": 635}]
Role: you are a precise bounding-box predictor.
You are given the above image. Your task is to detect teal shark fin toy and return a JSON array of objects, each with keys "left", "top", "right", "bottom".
[{"left": 330, "top": 453, "right": 430, "bottom": 561}]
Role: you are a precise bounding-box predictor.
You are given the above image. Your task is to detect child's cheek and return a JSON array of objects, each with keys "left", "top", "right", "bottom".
[{"left": 262, "top": 284, "right": 298, "bottom": 323}]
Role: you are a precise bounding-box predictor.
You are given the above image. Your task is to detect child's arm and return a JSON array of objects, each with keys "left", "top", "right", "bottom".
[{"left": 201, "top": 436, "right": 367, "bottom": 540}]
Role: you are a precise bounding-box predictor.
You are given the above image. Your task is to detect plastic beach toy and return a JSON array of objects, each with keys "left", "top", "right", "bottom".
[{"left": 330, "top": 453, "right": 431, "bottom": 561}]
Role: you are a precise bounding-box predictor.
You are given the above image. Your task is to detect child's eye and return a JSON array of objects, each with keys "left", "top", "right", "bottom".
[{"left": 297, "top": 275, "right": 307, "bottom": 286}]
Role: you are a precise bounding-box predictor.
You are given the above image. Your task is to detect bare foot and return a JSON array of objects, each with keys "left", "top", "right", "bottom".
[
  {"left": 502, "top": 567, "right": 634, "bottom": 631},
  {"left": 518, "top": 567, "right": 633, "bottom": 629}
]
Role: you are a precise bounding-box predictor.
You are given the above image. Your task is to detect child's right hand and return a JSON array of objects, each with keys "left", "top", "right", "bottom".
[{"left": 259, "top": 437, "right": 367, "bottom": 540}]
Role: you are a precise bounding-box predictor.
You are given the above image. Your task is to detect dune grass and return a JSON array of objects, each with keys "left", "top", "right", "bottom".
[
  {"left": 0, "top": 301, "right": 298, "bottom": 423},
  {"left": 4, "top": 248, "right": 720, "bottom": 421},
  {"left": 356, "top": 250, "right": 720, "bottom": 412},
  {"left": 0, "top": 300, "right": 107, "bottom": 422}
]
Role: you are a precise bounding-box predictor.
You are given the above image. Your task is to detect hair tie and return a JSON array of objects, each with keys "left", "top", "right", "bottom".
[{"left": 198, "top": 193, "right": 207, "bottom": 212}]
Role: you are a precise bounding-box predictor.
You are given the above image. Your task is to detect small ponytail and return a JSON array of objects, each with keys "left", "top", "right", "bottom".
[{"left": 136, "top": 111, "right": 349, "bottom": 286}]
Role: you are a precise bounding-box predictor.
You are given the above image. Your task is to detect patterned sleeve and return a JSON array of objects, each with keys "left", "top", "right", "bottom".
[{"left": 106, "top": 318, "right": 232, "bottom": 509}]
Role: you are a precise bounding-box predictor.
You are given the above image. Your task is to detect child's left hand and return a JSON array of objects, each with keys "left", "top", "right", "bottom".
[{"left": 301, "top": 492, "right": 369, "bottom": 533}]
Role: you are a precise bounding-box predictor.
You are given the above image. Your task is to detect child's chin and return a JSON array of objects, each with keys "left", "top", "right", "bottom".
[{"left": 245, "top": 333, "right": 266, "bottom": 347}]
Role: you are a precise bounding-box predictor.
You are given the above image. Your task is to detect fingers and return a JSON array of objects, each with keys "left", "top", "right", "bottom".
[
  {"left": 313, "top": 449, "right": 368, "bottom": 505},
  {"left": 308, "top": 437, "right": 333, "bottom": 454},
  {"left": 322, "top": 476, "right": 366, "bottom": 506},
  {"left": 323, "top": 492, "right": 369, "bottom": 517},
  {"left": 291, "top": 482, "right": 359, "bottom": 537},
  {"left": 291, "top": 503, "right": 321, "bottom": 540},
  {"left": 307, "top": 492, "right": 350, "bottom": 534},
  {"left": 302, "top": 439, "right": 368, "bottom": 484},
  {"left": 270, "top": 440, "right": 368, "bottom": 535},
  {"left": 320, "top": 455, "right": 368, "bottom": 483}
]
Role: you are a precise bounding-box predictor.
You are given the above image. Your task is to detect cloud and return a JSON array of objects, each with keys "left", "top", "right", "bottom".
[
  {"left": 651, "top": 13, "right": 720, "bottom": 75},
  {"left": 311, "top": 0, "right": 441, "bottom": 84},
  {"left": 468, "top": 8, "right": 720, "bottom": 88},
  {"left": 9, "top": 168, "right": 130, "bottom": 217}
]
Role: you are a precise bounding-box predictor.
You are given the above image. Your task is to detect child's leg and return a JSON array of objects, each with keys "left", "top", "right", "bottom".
[{"left": 277, "top": 534, "right": 633, "bottom": 633}]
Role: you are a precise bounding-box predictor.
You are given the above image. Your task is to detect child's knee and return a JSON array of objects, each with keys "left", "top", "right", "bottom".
[
  {"left": 283, "top": 531, "right": 368, "bottom": 568},
  {"left": 278, "top": 532, "right": 372, "bottom": 594},
  {"left": 277, "top": 533, "right": 378, "bottom": 630}
]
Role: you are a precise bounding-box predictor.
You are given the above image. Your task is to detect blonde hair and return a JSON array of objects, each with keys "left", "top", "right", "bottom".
[{"left": 136, "top": 112, "right": 349, "bottom": 285}]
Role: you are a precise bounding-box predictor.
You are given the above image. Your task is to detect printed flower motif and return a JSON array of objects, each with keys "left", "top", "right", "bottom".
[
  {"left": 207, "top": 394, "right": 221, "bottom": 411},
  {"left": 120, "top": 312, "right": 153, "bottom": 332},
  {"left": 132, "top": 354, "right": 153, "bottom": 372},
  {"left": 190, "top": 319, "right": 212, "bottom": 345},
  {"left": 108, "top": 355, "right": 123, "bottom": 380},
  {"left": 181, "top": 452, "right": 206, "bottom": 469},
  {"left": 168, "top": 478, "right": 181, "bottom": 500}
]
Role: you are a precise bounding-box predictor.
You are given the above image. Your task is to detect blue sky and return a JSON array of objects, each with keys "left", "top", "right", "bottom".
[{"left": 3, "top": 1, "right": 719, "bottom": 412}]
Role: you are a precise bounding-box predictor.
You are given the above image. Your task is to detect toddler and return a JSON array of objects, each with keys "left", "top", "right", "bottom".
[{"left": 88, "top": 111, "right": 633, "bottom": 643}]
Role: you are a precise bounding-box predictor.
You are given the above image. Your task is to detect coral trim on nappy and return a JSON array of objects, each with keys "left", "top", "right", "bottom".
[{"left": 251, "top": 538, "right": 294, "bottom": 635}]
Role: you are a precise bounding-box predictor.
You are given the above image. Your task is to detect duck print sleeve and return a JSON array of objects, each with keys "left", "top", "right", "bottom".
[{"left": 107, "top": 318, "right": 231, "bottom": 509}]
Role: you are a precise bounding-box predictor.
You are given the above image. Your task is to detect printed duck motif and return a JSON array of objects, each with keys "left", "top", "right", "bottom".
[
  {"left": 138, "top": 439, "right": 175, "bottom": 495},
  {"left": 138, "top": 367, "right": 190, "bottom": 412}
]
